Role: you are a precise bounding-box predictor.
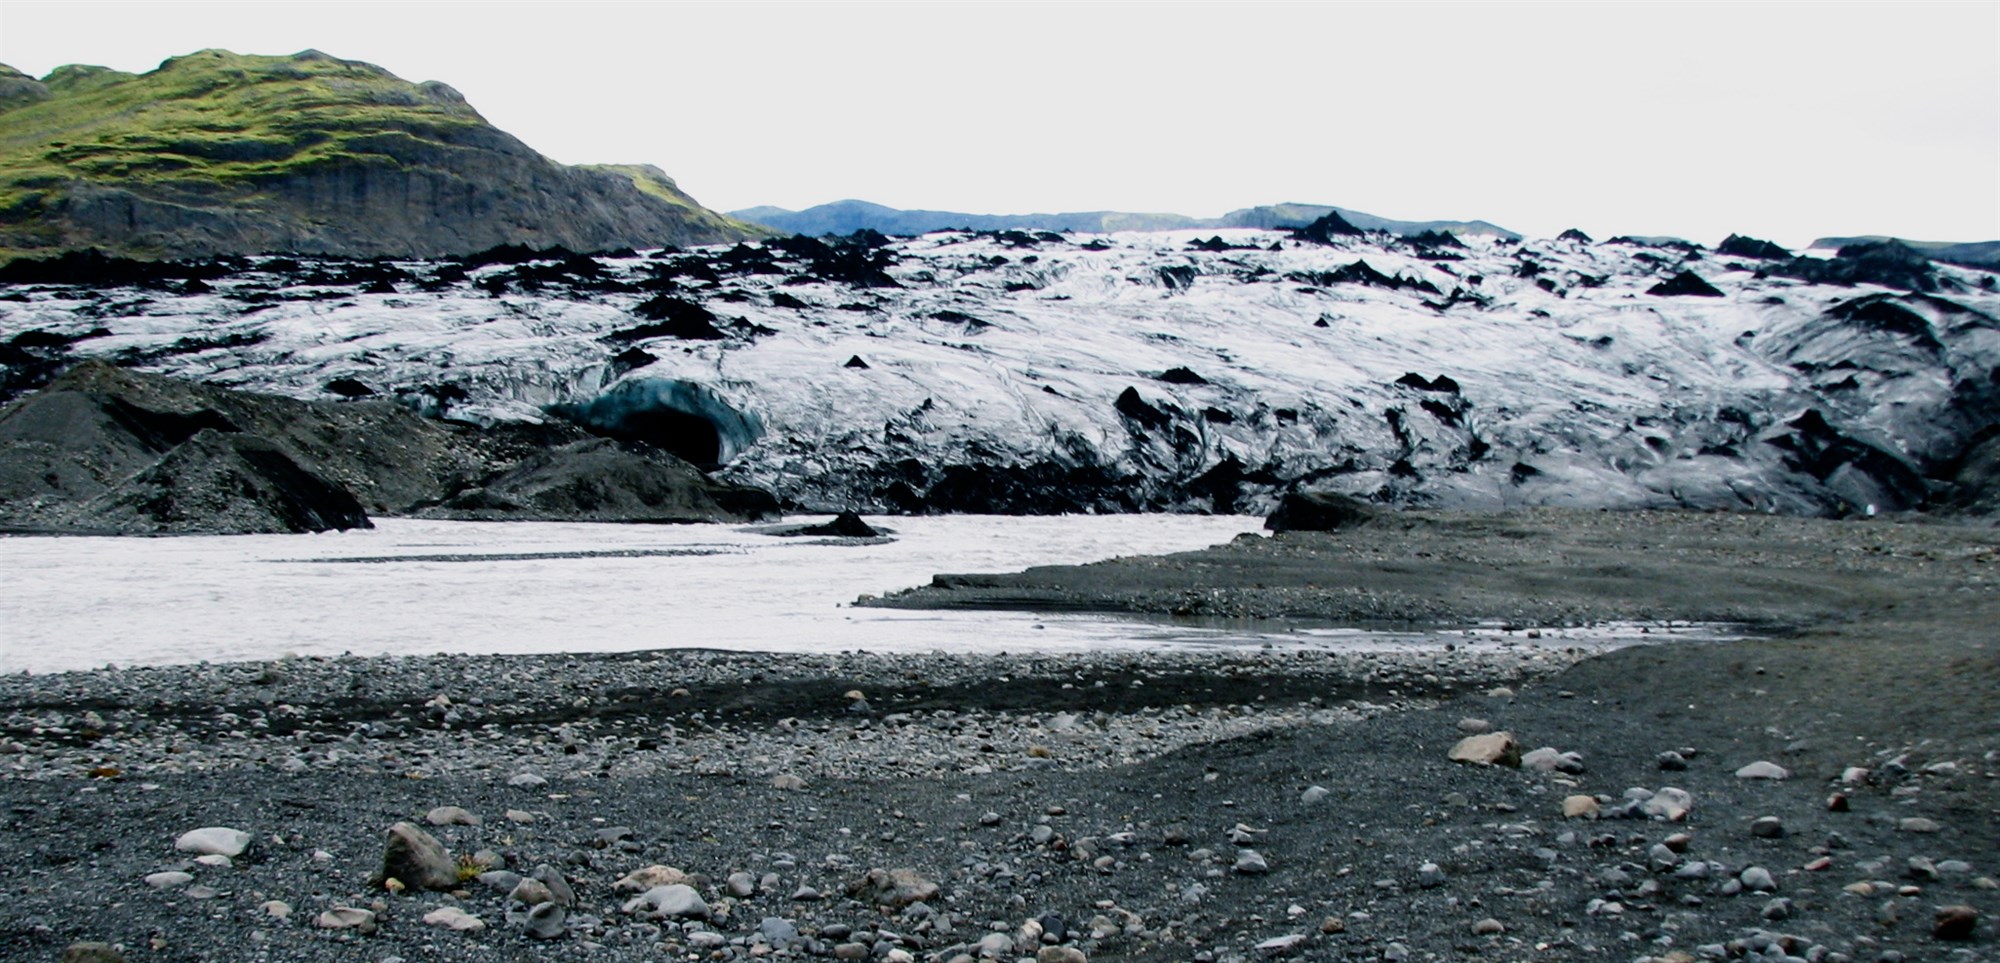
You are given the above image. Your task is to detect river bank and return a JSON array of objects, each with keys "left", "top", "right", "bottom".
[{"left": 2, "top": 507, "right": 1995, "bottom": 962}]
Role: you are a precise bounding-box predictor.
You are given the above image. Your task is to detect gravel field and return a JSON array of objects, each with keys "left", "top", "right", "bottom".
[{"left": 2, "top": 507, "right": 1997, "bottom": 963}]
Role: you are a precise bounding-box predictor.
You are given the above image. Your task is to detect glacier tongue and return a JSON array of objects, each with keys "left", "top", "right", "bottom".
[{"left": 2, "top": 229, "right": 1994, "bottom": 516}]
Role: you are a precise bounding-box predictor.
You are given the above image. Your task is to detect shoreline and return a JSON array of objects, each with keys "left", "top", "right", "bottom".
[{"left": 2, "top": 507, "right": 1996, "bottom": 961}]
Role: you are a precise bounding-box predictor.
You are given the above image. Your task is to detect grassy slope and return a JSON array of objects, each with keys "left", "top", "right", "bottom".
[{"left": 0, "top": 49, "right": 763, "bottom": 256}]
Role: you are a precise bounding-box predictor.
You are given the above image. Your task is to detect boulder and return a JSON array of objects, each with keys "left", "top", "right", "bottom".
[
  {"left": 1448, "top": 732, "right": 1522, "bottom": 767},
  {"left": 371, "top": 821, "right": 460, "bottom": 892},
  {"left": 1265, "top": 491, "right": 1380, "bottom": 533}
]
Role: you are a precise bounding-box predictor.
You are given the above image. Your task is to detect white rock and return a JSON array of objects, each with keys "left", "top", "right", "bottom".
[
  {"left": 192, "top": 854, "right": 231, "bottom": 868},
  {"left": 144, "top": 871, "right": 193, "bottom": 888},
  {"left": 174, "top": 827, "right": 251, "bottom": 857},
  {"left": 1300, "top": 785, "right": 1331, "bottom": 805},
  {"left": 316, "top": 907, "right": 377, "bottom": 932},
  {"left": 507, "top": 772, "right": 548, "bottom": 788},
  {"left": 426, "top": 805, "right": 479, "bottom": 826},
  {"left": 1734, "top": 761, "right": 1790, "bottom": 780},
  {"left": 623, "top": 883, "right": 710, "bottom": 919},
  {"left": 423, "top": 906, "right": 487, "bottom": 932}
]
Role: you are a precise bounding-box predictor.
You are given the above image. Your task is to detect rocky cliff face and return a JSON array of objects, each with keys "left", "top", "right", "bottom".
[{"left": 0, "top": 49, "right": 760, "bottom": 259}]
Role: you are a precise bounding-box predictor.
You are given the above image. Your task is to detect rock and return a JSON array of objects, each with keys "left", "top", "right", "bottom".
[
  {"left": 144, "top": 871, "right": 194, "bottom": 888},
  {"left": 847, "top": 867, "right": 939, "bottom": 907},
  {"left": 1751, "top": 816, "right": 1786, "bottom": 839},
  {"left": 507, "top": 772, "right": 548, "bottom": 789},
  {"left": 192, "top": 854, "right": 231, "bottom": 868},
  {"left": 1417, "top": 862, "right": 1446, "bottom": 888},
  {"left": 372, "top": 821, "right": 460, "bottom": 892},
  {"left": 1898, "top": 817, "right": 1942, "bottom": 834},
  {"left": 759, "top": 916, "right": 802, "bottom": 945},
  {"left": 423, "top": 906, "right": 486, "bottom": 932},
  {"left": 505, "top": 809, "right": 535, "bottom": 824},
  {"left": 1933, "top": 905, "right": 1978, "bottom": 940},
  {"left": 1264, "top": 491, "right": 1379, "bottom": 533},
  {"left": 1472, "top": 918, "right": 1505, "bottom": 935},
  {"left": 1319, "top": 917, "right": 1346, "bottom": 934},
  {"left": 1456, "top": 718, "right": 1492, "bottom": 734},
  {"left": 1734, "top": 761, "right": 1789, "bottom": 780},
  {"left": 1642, "top": 788, "right": 1694, "bottom": 821},
  {"left": 835, "top": 941, "right": 873, "bottom": 961},
  {"left": 532, "top": 864, "right": 575, "bottom": 907},
  {"left": 771, "top": 773, "right": 807, "bottom": 790},
  {"left": 425, "top": 805, "right": 479, "bottom": 826},
  {"left": 623, "top": 883, "right": 710, "bottom": 919},
  {"left": 174, "top": 827, "right": 251, "bottom": 858},
  {"left": 727, "top": 871, "right": 756, "bottom": 897},
  {"left": 526, "top": 901, "right": 566, "bottom": 939},
  {"left": 1300, "top": 785, "right": 1331, "bottom": 805},
  {"left": 1036, "top": 947, "right": 1088, "bottom": 963},
  {"left": 614, "top": 865, "right": 690, "bottom": 893},
  {"left": 1647, "top": 271, "right": 1725, "bottom": 297},
  {"left": 1448, "top": 731, "right": 1521, "bottom": 767},
  {"left": 62, "top": 943, "right": 126, "bottom": 963},
  {"left": 1656, "top": 751, "right": 1689, "bottom": 771},
  {"left": 316, "top": 907, "right": 378, "bottom": 933},
  {"left": 1233, "top": 850, "right": 1270, "bottom": 874},
  {"left": 1562, "top": 795, "right": 1601, "bottom": 819},
  {"left": 1255, "top": 933, "right": 1308, "bottom": 955},
  {"left": 796, "top": 511, "right": 881, "bottom": 537},
  {"left": 1522, "top": 747, "right": 1585, "bottom": 773},
  {"left": 260, "top": 900, "right": 291, "bottom": 918},
  {"left": 477, "top": 869, "right": 522, "bottom": 892},
  {"left": 1739, "top": 866, "right": 1777, "bottom": 892},
  {"left": 509, "top": 878, "right": 553, "bottom": 906}
]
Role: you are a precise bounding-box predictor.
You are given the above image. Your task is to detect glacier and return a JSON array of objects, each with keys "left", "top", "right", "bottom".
[{"left": 1, "top": 229, "right": 1994, "bottom": 516}]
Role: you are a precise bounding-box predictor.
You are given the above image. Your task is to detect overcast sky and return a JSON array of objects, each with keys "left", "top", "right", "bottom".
[{"left": 3, "top": 1, "right": 1995, "bottom": 247}]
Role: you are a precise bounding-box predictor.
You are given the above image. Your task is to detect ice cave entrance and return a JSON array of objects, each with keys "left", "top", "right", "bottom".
[{"left": 550, "top": 379, "right": 763, "bottom": 470}]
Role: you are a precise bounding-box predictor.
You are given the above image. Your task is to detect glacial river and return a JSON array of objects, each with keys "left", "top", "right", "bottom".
[{"left": 0, "top": 515, "right": 1729, "bottom": 673}]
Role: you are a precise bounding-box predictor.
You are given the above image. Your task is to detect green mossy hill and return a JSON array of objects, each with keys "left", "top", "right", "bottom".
[{"left": 0, "top": 49, "right": 763, "bottom": 259}]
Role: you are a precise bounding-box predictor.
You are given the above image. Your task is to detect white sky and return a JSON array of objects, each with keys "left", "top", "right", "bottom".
[{"left": 2, "top": 1, "right": 1995, "bottom": 247}]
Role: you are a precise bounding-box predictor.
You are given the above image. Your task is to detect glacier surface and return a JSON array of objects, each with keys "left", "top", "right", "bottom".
[{"left": 2, "top": 229, "right": 1994, "bottom": 516}]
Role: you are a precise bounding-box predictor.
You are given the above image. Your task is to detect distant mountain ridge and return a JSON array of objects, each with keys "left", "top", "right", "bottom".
[
  {"left": 1809, "top": 236, "right": 2000, "bottom": 272},
  {"left": 733, "top": 199, "right": 1522, "bottom": 240},
  {"left": 0, "top": 49, "right": 763, "bottom": 260}
]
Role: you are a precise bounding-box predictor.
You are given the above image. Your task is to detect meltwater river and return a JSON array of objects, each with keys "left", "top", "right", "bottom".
[{"left": 0, "top": 515, "right": 1731, "bottom": 673}]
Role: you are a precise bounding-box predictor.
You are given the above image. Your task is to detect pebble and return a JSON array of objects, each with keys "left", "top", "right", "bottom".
[
  {"left": 1898, "top": 817, "right": 1941, "bottom": 833},
  {"left": 1456, "top": 718, "right": 1492, "bottom": 734},
  {"left": 191, "top": 854, "right": 230, "bottom": 868},
  {"left": 144, "top": 871, "right": 193, "bottom": 889},
  {"left": 1472, "top": 918, "right": 1505, "bottom": 935},
  {"left": 507, "top": 772, "right": 548, "bottom": 789},
  {"left": 727, "top": 871, "right": 757, "bottom": 897},
  {"left": 1656, "top": 750, "right": 1689, "bottom": 771},
  {"left": 1561, "top": 794, "right": 1600, "bottom": 819},
  {"left": 1751, "top": 816, "right": 1785, "bottom": 838},
  {"left": 1233, "top": 850, "right": 1270, "bottom": 874},
  {"left": 505, "top": 808, "right": 535, "bottom": 824},
  {"left": 260, "top": 900, "right": 291, "bottom": 919},
  {"left": 1417, "top": 862, "right": 1446, "bottom": 888},
  {"left": 1036, "top": 947, "right": 1087, "bottom": 963},
  {"left": 423, "top": 906, "right": 486, "bottom": 932},
  {"left": 771, "top": 773, "right": 807, "bottom": 790},
  {"left": 1300, "top": 785, "right": 1331, "bottom": 805},
  {"left": 1734, "top": 761, "right": 1790, "bottom": 780},
  {"left": 173, "top": 827, "right": 250, "bottom": 858}
]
